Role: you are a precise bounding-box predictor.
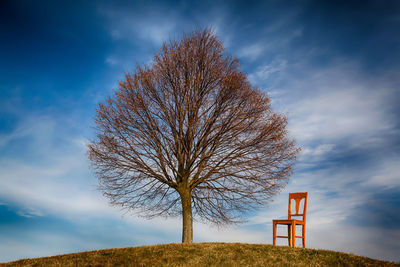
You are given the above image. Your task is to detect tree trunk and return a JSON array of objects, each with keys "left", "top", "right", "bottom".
[{"left": 179, "top": 188, "right": 193, "bottom": 243}]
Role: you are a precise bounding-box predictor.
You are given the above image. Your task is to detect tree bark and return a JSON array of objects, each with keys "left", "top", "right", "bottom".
[{"left": 179, "top": 188, "right": 193, "bottom": 243}]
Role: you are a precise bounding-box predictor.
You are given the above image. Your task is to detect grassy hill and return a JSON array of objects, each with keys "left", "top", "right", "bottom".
[{"left": 1, "top": 243, "right": 399, "bottom": 267}]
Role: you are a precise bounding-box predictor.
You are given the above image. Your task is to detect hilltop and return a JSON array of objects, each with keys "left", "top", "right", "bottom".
[{"left": 1, "top": 243, "right": 398, "bottom": 266}]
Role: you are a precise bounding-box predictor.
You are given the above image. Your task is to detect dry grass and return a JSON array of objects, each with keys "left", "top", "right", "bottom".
[{"left": 1, "top": 243, "right": 399, "bottom": 267}]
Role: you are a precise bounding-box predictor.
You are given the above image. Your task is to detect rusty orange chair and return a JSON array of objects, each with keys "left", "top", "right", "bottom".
[{"left": 273, "top": 192, "right": 308, "bottom": 248}]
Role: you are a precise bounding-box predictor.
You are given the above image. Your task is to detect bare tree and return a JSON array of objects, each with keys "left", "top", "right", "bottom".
[{"left": 88, "top": 29, "right": 299, "bottom": 243}]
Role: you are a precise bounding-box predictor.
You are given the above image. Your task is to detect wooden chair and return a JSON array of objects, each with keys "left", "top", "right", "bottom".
[{"left": 273, "top": 192, "right": 308, "bottom": 248}]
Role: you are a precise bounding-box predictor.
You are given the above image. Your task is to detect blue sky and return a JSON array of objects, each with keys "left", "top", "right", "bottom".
[{"left": 1, "top": 0, "right": 400, "bottom": 263}]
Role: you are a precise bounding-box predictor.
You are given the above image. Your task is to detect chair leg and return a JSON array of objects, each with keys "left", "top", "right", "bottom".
[
  {"left": 273, "top": 221, "right": 276, "bottom": 246},
  {"left": 288, "top": 225, "right": 291, "bottom": 246},
  {"left": 302, "top": 225, "right": 305, "bottom": 248},
  {"left": 291, "top": 222, "right": 296, "bottom": 247}
]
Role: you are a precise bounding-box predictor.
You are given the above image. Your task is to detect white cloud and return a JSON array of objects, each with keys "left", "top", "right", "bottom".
[
  {"left": 16, "top": 208, "right": 44, "bottom": 218},
  {"left": 301, "top": 143, "right": 335, "bottom": 158},
  {"left": 363, "top": 157, "right": 400, "bottom": 188},
  {"left": 237, "top": 43, "right": 267, "bottom": 61},
  {"left": 137, "top": 22, "right": 176, "bottom": 46},
  {"left": 0, "top": 115, "right": 56, "bottom": 148},
  {"left": 288, "top": 86, "right": 393, "bottom": 143},
  {"left": 308, "top": 223, "right": 400, "bottom": 262},
  {"left": 248, "top": 59, "right": 288, "bottom": 86},
  {"left": 0, "top": 113, "right": 116, "bottom": 221},
  {"left": 194, "top": 222, "right": 266, "bottom": 244},
  {"left": 0, "top": 156, "right": 116, "bottom": 219},
  {"left": 251, "top": 59, "right": 398, "bottom": 152},
  {"left": 105, "top": 56, "right": 119, "bottom": 66},
  {"left": 99, "top": 5, "right": 178, "bottom": 46}
]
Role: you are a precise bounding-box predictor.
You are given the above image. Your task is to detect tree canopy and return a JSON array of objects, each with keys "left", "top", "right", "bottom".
[{"left": 88, "top": 29, "right": 299, "bottom": 243}]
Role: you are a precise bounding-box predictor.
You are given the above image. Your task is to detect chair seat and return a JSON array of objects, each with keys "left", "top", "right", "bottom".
[{"left": 273, "top": 219, "right": 305, "bottom": 225}]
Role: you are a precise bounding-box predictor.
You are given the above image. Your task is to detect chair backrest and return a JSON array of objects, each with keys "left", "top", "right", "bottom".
[{"left": 288, "top": 192, "right": 308, "bottom": 222}]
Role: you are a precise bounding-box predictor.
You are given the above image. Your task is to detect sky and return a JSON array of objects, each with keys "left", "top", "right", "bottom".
[{"left": 1, "top": 0, "right": 399, "bottom": 263}]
